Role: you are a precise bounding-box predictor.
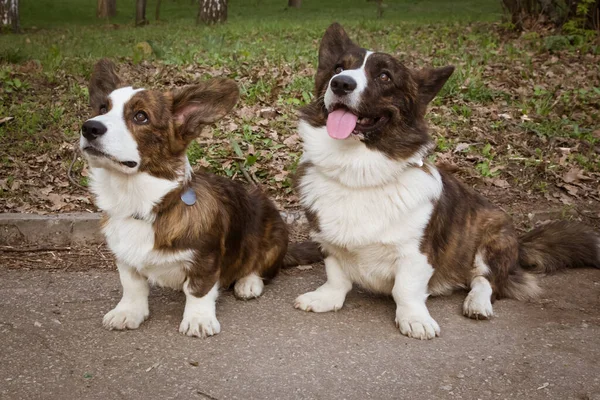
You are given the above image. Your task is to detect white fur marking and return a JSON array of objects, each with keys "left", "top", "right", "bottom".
[
  {"left": 179, "top": 281, "right": 221, "bottom": 338},
  {"left": 234, "top": 273, "right": 264, "bottom": 299},
  {"left": 295, "top": 256, "right": 353, "bottom": 312},
  {"left": 474, "top": 252, "right": 491, "bottom": 276},
  {"left": 324, "top": 51, "right": 373, "bottom": 110},
  {"left": 103, "top": 264, "right": 150, "bottom": 330},
  {"left": 463, "top": 251, "right": 494, "bottom": 320},
  {"left": 298, "top": 122, "right": 432, "bottom": 189}
]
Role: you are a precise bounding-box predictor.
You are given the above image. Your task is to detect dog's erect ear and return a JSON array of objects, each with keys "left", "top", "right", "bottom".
[
  {"left": 318, "top": 23, "right": 355, "bottom": 71},
  {"left": 415, "top": 66, "right": 455, "bottom": 105},
  {"left": 89, "top": 59, "right": 121, "bottom": 111},
  {"left": 171, "top": 78, "right": 239, "bottom": 141}
]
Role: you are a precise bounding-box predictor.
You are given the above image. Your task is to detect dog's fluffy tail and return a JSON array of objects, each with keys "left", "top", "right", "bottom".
[
  {"left": 518, "top": 221, "right": 600, "bottom": 273},
  {"left": 505, "top": 221, "right": 600, "bottom": 300},
  {"left": 283, "top": 241, "right": 324, "bottom": 268}
]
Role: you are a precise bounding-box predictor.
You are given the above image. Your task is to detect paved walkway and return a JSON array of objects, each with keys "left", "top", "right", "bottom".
[{"left": 1, "top": 266, "right": 599, "bottom": 399}]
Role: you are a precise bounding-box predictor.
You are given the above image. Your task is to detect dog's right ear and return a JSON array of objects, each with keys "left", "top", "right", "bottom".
[
  {"left": 88, "top": 59, "right": 121, "bottom": 112},
  {"left": 317, "top": 23, "right": 355, "bottom": 71},
  {"left": 171, "top": 78, "right": 239, "bottom": 144}
]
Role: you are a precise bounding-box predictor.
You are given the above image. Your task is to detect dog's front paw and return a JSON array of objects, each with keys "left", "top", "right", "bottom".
[
  {"left": 294, "top": 289, "right": 345, "bottom": 313},
  {"left": 103, "top": 304, "right": 149, "bottom": 330},
  {"left": 179, "top": 314, "right": 221, "bottom": 338},
  {"left": 395, "top": 309, "right": 440, "bottom": 340}
]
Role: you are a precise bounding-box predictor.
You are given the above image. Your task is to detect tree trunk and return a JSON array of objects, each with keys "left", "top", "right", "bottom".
[
  {"left": 97, "top": 0, "right": 116, "bottom": 18},
  {"left": 108, "top": 0, "right": 117, "bottom": 16},
  {"left": 197, "top": 0, "right": 227, "bottom": 25},
  {"left": 288, "top": 0, "right": 301, "bottom": 8},
  {"left": 367, "top": 0, "right": 384, "bottom": 19},
  {"left": 135, "top": 0, "right": 147, "bottom": 26},
  {"left": 0, "top": 0, "right": 20, "bottom": 33},
  {"left": 155, "top": 0, "right": 162, "bottom": 20}
]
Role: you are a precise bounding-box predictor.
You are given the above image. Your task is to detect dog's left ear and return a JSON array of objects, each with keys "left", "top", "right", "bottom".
[
  {"left": 318, "top": 23, "right": 355, "bottom": 70},
  {"left": 171, "top": 78, "right": 239, "bottom": 141},
  {"left": 415, "top": 66, "right": 455, "bottom": 105},
  {"left": 89, "top": 59, "right": 122, "bottom": 111}
]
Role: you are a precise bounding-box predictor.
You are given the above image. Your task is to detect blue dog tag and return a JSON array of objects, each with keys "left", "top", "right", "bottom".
[{"left": 181, "top": 187, "right": 196, "bottom": 206}]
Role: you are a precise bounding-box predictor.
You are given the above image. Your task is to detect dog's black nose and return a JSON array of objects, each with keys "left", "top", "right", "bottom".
[
  {"left": 81, "top": 120, "right": 107, "bottom": 141},
  {"left": 330, "top": 75, "right": 357, "bottom": 96}
]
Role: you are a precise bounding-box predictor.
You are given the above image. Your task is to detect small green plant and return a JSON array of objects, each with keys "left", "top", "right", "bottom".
[
  {"left": 476, "top": 160, "right": 499, "bottom": 177},
  {"left": 436, "top": 135, "right": 451, "bottom": 152},
  {"left": 0, "top": 70, "right": 29, "bottom": 93},
  {"left": 481, "top": 142, "right": 493, "bottom": 159}
]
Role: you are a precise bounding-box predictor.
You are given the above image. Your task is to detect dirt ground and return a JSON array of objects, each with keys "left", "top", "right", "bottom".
[{"left": 1, "top": 253, "right": 599, "bottom": 400}]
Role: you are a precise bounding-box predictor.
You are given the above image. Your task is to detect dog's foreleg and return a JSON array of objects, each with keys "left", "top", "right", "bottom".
[
  {"left": 393, "top": 252, "right": 439, "bottom": 340},
  {"left": 179, "top": 279, "right": 221, "bottom": 338},
  {"left": 294, "top": 256, "right": 352, "bottom": 312},
  {"left": 103, "top": 263, "right": 150, "bottom": 330}
]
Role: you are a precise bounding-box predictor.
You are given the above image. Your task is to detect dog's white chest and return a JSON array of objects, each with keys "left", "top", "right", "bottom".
[
  {"left": 103, "top": 217, "right": 193, "bottom": 289},
  {"left": 300, "top": 165, "right": 440, "bottom": 247}
]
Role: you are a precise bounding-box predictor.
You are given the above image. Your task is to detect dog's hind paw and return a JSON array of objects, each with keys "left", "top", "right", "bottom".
[
  {"left": 463, "top": 290, "right": 494, "bottom": 320},
  {"left": 234, "top": 273, "right": 264, "bottom": 300}
]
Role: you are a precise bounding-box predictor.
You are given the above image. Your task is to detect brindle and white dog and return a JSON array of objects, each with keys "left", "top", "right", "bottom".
[
  {"left": 294, "top": 23, "right": 600, "bottom": 340},
  {"left": 81, "top": 60, "right": 321, "bottom": 338}
]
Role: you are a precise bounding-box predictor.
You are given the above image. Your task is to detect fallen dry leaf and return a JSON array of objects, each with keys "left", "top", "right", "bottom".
[
  {"left": 454, "top": 143, "right": 470, "bottom": 153},
  {"left": 47, "top": 193, "right": 67, "bottom": 211},
  {"left": 0, "top": 116, "right": 14, "bottom": 125},
  {"left": 487, "top": 178, "right": 510, "bottom": 188},
  {"left": 283, "top": 134, "right": 299, "bottom": 147}
]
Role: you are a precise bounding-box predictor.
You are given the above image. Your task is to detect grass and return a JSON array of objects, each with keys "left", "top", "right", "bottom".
[
  {"left": 3, "top": 0, "right": 502, "bottom": 72},
  {"left": 0, "top": 0, "right": 599, "bottom": 214}
]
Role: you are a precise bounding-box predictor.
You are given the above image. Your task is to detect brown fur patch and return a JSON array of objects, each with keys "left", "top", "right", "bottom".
[
  {"left": 123, "top": 90, "right": 181, "bottom": 180},
  {"left": 152, "top": 172, "right": 290, "bottom": 297},
  {"left": 423, "top": 169, "right": 599, "bottom": 301}
]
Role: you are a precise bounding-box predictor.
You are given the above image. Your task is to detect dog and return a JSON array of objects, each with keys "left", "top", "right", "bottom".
[
  {"left": 81, "top": 59, "right": 321, "bottom": 338},
  {"left": 293, "top": 23, "right": 600, "bottom": 340}
]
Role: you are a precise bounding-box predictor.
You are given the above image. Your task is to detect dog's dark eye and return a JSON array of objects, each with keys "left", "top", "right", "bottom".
[
  {"left": 133, "top": 111, "right": 148, "bottom": 124},
  {"left": 99, "top": 105, "right": 108, "bottom": 115},
  {"left": 334, "top": 66, "right": 344, "bottom": 74},
  {"left": 379, "top": 72, "right": 391, "bottom": 82}
]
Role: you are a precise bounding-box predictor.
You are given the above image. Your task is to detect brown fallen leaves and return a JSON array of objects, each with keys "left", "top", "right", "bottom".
[{"left": 1, "top": 25, "right": 599, "bottom": 230}]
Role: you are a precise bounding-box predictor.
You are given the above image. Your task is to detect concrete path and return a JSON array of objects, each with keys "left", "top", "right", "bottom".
[{"left": 1, "top": 265, "right": 599, "bottom": 400}]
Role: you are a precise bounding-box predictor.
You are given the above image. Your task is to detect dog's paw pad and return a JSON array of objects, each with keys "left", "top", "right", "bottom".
[
  {"left": 395, "top": 313, "right": 440, "bottom": 340},
  {"left": 103, "top": 305, "right": 148, "bottom": 330},
  {"left": 179, "top": 314, "right": 221, "bottom": 338}
]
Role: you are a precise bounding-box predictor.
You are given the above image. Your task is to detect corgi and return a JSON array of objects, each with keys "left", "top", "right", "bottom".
[
  {"left": 293, "top": 23, "right": 600, "bottom": 340},
  {"left": 81, "top": 59, "right": 321, "bottom": 338}
]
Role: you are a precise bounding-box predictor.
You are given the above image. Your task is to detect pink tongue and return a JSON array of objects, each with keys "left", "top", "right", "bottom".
[{"left": 326, "top": 109, "right": 358, "bottom": 140}]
